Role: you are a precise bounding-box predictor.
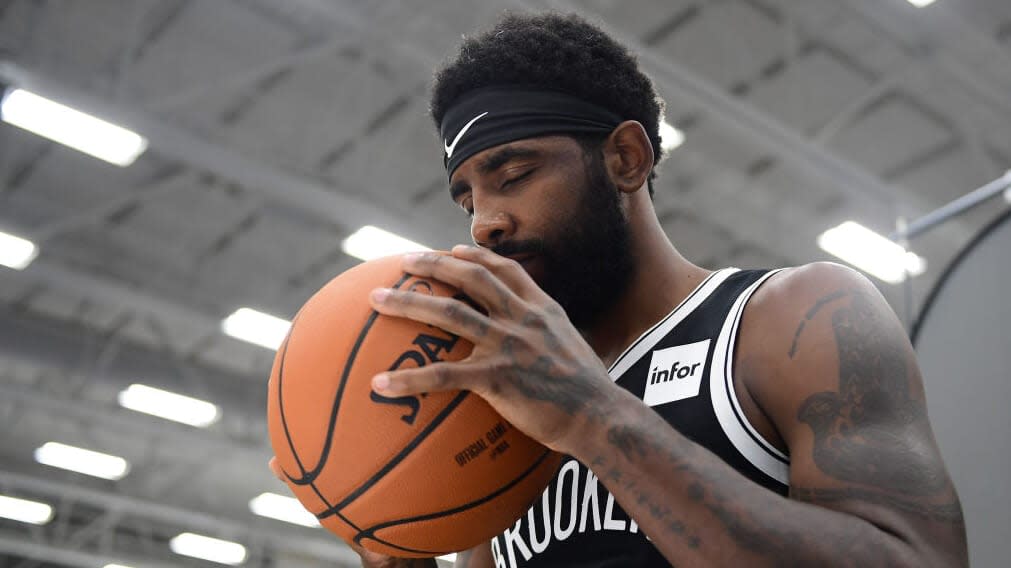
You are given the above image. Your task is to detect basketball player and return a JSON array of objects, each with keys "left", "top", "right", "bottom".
[{"left": 280, "top": 12, "right": 968, "bottom": 567}]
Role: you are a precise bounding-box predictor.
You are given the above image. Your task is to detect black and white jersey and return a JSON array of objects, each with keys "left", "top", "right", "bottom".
[{"left": 490, "top": 268, "right": 790, "bottom": 568}]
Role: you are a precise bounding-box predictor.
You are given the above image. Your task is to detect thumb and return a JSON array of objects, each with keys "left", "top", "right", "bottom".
[{"left": 267, "top": 457, "right": 283, "bottom": 481}]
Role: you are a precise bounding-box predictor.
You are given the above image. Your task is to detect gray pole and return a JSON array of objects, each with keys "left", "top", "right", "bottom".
[{"left": 892, "top": 170, "right": 1011, "bottom": 242}]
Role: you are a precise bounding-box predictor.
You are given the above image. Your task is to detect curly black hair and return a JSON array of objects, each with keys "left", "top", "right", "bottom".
[{"left": 430, "top": 12, "right": 666, "bottom": 195}]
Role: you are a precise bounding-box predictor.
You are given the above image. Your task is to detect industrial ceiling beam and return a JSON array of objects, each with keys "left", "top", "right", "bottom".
[
  {"left": 0, "top": 61, "right": 452, "bottom": 249},
  {"left": 537, "top": 0, "right": 952, "bottom": 221},
  {"left": 0, "top": 471, "right": 360, "bottom": 567},
  {"left": 5, "top": 258, "right": 220, "bottom": 342},
  {"left": 0, "top": 533, "right": 180, "bottom": 568}
]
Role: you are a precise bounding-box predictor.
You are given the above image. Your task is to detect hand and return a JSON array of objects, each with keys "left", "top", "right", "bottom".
[
  {"left": 368, "top": 245, "right": 618, "bottom": 452},
  {"left": 349, "top": 540, "right": 435, "bottom": 568},
  {"left": 267, "top": 459, "right": 434, "bottom": 567}
]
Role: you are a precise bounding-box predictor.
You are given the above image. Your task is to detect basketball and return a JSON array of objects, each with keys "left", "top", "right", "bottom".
[{"left": 266, "top": 254, "right": 562, "bottom": 557}]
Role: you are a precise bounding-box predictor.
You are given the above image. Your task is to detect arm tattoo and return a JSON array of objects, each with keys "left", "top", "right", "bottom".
[
  {"left": 798, "top": 291, "right": 949, "bottom": 494},
  {"left": 494, "top": 311, "right": 600, "bottom": 416},
  {"left": 788, "top": 290, "right": 846, "bottom": 358}
]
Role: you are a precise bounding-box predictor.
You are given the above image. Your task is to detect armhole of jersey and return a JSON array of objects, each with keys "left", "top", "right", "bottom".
[{"left": 708, "top": 269, "right": 791, "bottom": 486}]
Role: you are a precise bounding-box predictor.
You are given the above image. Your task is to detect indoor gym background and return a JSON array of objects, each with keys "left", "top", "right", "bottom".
[{"left": 0, "top": 1, "right": 1008, "bottom": 567}]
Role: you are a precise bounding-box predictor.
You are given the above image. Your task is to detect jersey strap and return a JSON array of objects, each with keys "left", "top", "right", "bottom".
[{"left": 709, "top": 268, "right": 790, "bottom": 484}]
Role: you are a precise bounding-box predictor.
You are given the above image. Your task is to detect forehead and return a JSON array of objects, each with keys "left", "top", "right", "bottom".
[{"left": 449, "top": 135, "right": 583, "bottom": 185}]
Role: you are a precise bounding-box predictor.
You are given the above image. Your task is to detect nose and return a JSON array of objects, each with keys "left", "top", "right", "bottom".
[{"left": 470, "top": 207, "right": 515, "bottom": 248}]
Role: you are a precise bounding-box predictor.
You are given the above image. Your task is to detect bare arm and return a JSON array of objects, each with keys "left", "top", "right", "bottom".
[
  {"left": 453, "top": 542, "right": 494, "bottom": 568},
  {"left": 367, "top": 250, "right": 967, "bottom": 567},
  {"left": 347, "top": 541, "right": 492, "bottom": 568},
  {"left": 567, "top": 263, "right": 967, "bottom": 566}
]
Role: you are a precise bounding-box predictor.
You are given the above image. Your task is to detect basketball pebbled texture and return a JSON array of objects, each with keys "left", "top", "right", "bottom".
[{"left": 267, "top": 254, "right": 561, "bottom": 557}]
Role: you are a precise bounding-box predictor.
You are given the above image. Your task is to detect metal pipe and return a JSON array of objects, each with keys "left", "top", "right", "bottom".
[{"left": 891, "top": 170, "right": 1011, "bottom": 241}]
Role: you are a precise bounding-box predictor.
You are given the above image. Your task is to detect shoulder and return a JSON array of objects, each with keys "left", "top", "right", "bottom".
[
  {"left": 750, "top": 262, "right": 878, "bottom": 319},
  {"left": 734, "top": 262, "right": 898, "bottom": 423},
  {"left": 741, "top": 262, "right": 885, "bottom": 348}
]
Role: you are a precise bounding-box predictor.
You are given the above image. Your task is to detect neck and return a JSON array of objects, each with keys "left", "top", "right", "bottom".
[{"left": 582, "top": 196, "right": 711, "bottom": 368}]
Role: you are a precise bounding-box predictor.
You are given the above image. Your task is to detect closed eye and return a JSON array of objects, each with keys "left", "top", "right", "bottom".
[
  {"left": 502, "top": 169, "right": 536, "bottom": 189},
  {"left": 459, "top": 196, "right": 474, "bottom": 217}
]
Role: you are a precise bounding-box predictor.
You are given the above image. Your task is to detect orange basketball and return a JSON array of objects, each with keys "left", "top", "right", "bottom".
[{"left": 266, "top": 254, "right": 561, "bottom": 558}]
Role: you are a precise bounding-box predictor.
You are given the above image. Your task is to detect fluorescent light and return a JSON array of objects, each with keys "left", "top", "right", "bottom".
[
  {"left": 659, "top": 121, "right": 685, "bottom": 152},
  {"left": 341, "top": 225, "right": 432, "bottom": 262},
  {"left": 222, "top": 307, "right": 291, "bottom": 350},
  {"left": 34, "top": 442, "right": 130, "bottom": 480},
  {"left": 118, "top": 384, "right": 220, "bottom": 427},
  {"left": 0, "top": 88, "right": 148, "bottom": 166},
  {"left": 0, "top": 230, "right": 38, "bottom": 269},
  {"left": 906, "top": 0, "right": 937, "bottom": 7},
  {"left": 170, "top": 533, "right": 247, "bottom": 565},
  {"left": 103, "top": 565, "right": 135, "bottom": 568},
  {"left": 0, "top": 495, "right": 53, "bottom": 525},
  {"left": 817, "top": 221, "right": 926, "bottom": 284},
  {"left": 249, "top": 492, "right": 320, "bottom": 528}
]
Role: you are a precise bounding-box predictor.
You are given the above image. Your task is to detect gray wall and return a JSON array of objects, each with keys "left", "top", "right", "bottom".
[{"left": 915, "top": 212, "right": 1011, "bottom": 568}]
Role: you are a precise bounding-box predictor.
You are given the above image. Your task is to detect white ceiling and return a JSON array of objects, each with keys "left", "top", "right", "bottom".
[{"left": 0, "top": 0, "right": 1008, "bottom": 566}]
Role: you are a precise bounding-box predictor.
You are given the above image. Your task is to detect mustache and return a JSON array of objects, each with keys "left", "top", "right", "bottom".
[{"left": 491, "top": 239, "right": 546, "bottom": 258}]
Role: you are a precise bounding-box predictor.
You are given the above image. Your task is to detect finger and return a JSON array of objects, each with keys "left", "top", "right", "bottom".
[
  {"left": 372, "top": 360, "right": 481, "bottom": 397},
  {"left": 401, "top": 251, "right": 522, "bottom": 317},
  {"left": 370, "top": 287, "right": 499, "bottom": 341},
  {"left": 450, "top": 244, "right": 550, "bottom": 302},
  {"left": 268, "top": 457, "right": 285, "bottom": 482}
]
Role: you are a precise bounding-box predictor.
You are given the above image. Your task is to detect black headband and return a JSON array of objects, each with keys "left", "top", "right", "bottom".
[{"left": 439, "top": 87, "right": 623, "bottom": 179}]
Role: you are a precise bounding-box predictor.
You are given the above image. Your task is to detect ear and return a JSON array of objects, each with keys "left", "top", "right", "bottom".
[{"left": 602, "top": 120, "right": 654, "bottom": 194}]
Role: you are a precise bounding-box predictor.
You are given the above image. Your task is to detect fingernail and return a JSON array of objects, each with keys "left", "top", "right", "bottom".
[
  {"left": 371, "top": 288, "right": 390, "bottom": 302},
  {"left": 452, "top": 244, "right": 474, "bottom": 253},
  {"left": 372, "top": 373, "right": 391, "bottom": 391}
]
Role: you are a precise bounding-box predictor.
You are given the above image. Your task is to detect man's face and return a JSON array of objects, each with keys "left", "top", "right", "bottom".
[{"left": 449, "top": 136, "right": 635, "bottom": 329}]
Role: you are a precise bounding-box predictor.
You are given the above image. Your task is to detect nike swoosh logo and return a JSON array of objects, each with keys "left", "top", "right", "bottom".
[{"left": 444, "top": 111, "right": 489, "bottom": 159}]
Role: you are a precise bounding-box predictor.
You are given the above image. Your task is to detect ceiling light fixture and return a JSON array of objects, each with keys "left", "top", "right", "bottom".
[
  {"left": 0, "top": 495, "right": 53, "bottom": 525},
  {"left": 659, "top": 121, "right": 685, "bottom": 152},
  {"left": 221, "top": 307, "right": 291, "bottom": 350},
  {"left": 169, "top": 533, "right": 247, "bottom": 566},
  {"left": 34, "top": 442, "right": 129, "bottom": 480},
  {"left": 0, "top": 229, "right": 38, "bottom": 270},
  {"left": 817, "top": 221, "right": 926, "bottom": 284},
  {"left": 0, "top": 88, "right": 148, "bottom": 166},
  {"left": 341, "top": 225, "right": 432, "bottom": 262},
  {"left": 117, "top": 383, "right": 220, "bottom": 427},
  {"left": 249, "top": 492, "right": 320, "bottom": 528},
  {"left": 906, "top": 0, "right": 937, "bottom": 7}
]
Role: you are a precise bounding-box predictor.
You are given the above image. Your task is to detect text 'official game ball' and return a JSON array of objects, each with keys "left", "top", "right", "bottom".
[{"left": 267, "top": 254, "right": 561, "bottom": 557}]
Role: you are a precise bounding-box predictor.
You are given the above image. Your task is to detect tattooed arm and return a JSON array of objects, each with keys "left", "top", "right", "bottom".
[
  {"left": 369, "top": 249, "right": 966, "bottom": 567},
  {"left": 581, "top": 262, "right": 967, "bottom": 566}
]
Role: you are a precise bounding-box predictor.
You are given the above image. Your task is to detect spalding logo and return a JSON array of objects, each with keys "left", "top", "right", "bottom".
[{"left": 369, "top": 279, "right": 478, "bottom": 425}]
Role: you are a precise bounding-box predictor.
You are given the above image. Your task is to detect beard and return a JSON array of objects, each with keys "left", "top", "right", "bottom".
[{"left": 494, "top": 151, "right": 636, "bottom": 330}]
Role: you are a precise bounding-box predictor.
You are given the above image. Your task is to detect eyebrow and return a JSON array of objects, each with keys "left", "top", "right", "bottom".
[
  {"left": 448, "top": 146, "right": 543, "bottom": 202},
  {"left": 477, "top": 146, "right": 542, "bottom": 175}
]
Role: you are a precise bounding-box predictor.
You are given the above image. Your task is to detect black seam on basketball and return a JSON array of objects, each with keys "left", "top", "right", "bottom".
[
  {"left": 276, "top": 319, "right": 313, "bottom": 480},
  {"left": 351, "top": 448, "right": 557, "bottom": 554},
  {"left": 276, "top": 314, "right": 343, "bottom": 514},
  {"left": 288, "top": 272, "right": 413, "bottom": 486},
  {"left": 316, "top": 390, "right": 471, "bottom": 520}
]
